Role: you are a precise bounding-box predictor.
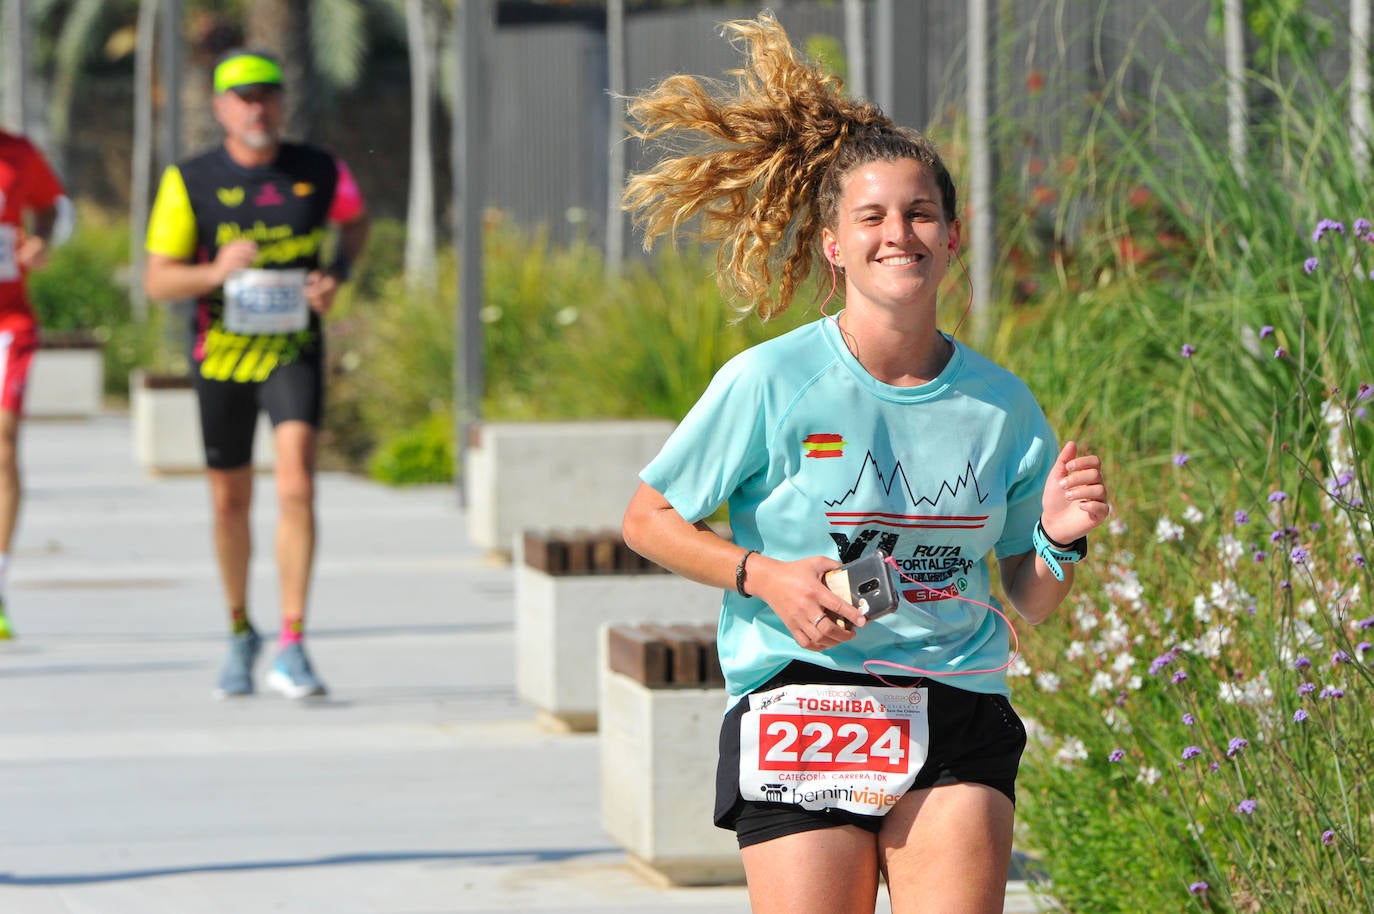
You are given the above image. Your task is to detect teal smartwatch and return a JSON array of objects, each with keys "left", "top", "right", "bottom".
[{"left": 1033, "top": 520, "right": 1087, "bottom": 582}]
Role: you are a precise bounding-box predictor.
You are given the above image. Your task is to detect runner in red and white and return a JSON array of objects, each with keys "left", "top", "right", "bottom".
[{"left": 0, "top": 130, "right": 65, "bottom": 639}]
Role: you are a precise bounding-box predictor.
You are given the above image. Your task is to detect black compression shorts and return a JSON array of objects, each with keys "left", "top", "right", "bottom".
[
  {"left": 715, "top": 661, "right": 1027, "bottom": 849},
  {"left": 193, "top": 344, "right": 324, "bottom": 470}
]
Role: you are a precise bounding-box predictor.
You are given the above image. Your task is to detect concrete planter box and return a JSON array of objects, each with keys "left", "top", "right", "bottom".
[
  {"left": 27, "top": 331, "right": 103, "bottom": 418},
  {"left": 598, "top": 623, "right": 742, "bottom": 887},
  {"left": 515, "top": 531, "right": 720, "bottom": 732},
  {"left": 464, "top": 419, "right": 675, "bottom": 557},
  {"left": 130, "top": 370, "right": 275, "bottom": 474}
]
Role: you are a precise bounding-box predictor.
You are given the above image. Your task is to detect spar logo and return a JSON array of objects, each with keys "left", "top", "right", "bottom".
[{"left": 803, "top": 433, "right": 846, "bottom": 459}]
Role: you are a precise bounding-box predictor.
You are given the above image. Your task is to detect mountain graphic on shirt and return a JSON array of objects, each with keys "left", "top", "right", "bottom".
[{"left": 823, "top": 450, "right": 989, "bottom": 530}]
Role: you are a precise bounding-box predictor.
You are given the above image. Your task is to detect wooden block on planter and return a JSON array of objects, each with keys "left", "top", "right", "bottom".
[{"left": 607, "top": 624, "right": 672, "bottom": 687}]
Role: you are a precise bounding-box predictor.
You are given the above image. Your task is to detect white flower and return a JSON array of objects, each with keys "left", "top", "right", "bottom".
[
  {"left": 1055, "top": 738, "right": 1089, "bottom": 766},
  {"left": 1112, "top": 653, "right": 1137, "bottom": 674},
  {"left": 1137, "top": 766, "right": 1162, "bottom": 786},
  {"left": 1218, "top": 534, "right": 1244, "bottom": 569},
  {"left": 1089, "top": 670, "right": 1115, "bottom": 695},
  {"left": 1065, "top": 641, "right": 1087, "bottom": 662},
  {"left": 1198, "top": 625, "right": 1232, "bottom": 659},
  {"left": 1073, "top": 605, "right": 1100, "bottom": 631},
  {"left": 1036, "top": 671, "right": 1061, "bottom": 692},
  {"left": 1007, "top": 655, "right": 1032, "bottom": 678},
  {"left": 1156, "top": 517, "right": 1186, "bottom": 543},
  {"left": 1219, "top": 672, "right": 1274, "bottom": 706},
  {"left": 1109, "top": 517, "right": 1128, "bottom": 536},
  {"left": 1183, "top": 505, "right": 1205, "bottom": 524},
  {"left": 1192, "top": 594, "right": 1213, "bottom": 624}
]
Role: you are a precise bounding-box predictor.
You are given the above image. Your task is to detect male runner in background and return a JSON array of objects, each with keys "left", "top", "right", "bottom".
[
  {"left": 0, "top": 131, "right": 65, "bottom": 640},
  {"left": 143, "top": 49, "right": 369, "bottom": 698}
]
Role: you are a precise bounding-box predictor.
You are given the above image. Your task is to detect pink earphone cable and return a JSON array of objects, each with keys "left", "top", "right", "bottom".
[{"left": 860, "top": 554, "right": 1021, "bottom": 686}]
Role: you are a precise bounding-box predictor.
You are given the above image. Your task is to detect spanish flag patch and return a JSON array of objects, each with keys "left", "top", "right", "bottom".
[{"left": 802, "top": 433, "right": 846, "bottom": 459}]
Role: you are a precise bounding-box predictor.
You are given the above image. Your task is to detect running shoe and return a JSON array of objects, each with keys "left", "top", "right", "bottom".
[
  {"left": 266, "top": 642, "right": 328, "bottom": 699},
  {"left": 215, "top": 629, "right": 262, "bottom": 698},
  {"left": 0, "top": 596, "right": 13, "bottom": 640}
]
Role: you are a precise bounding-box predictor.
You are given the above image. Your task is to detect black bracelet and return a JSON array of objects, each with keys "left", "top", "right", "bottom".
[{"left": 734, "top": 549, "right": 757, "bottom": 598}]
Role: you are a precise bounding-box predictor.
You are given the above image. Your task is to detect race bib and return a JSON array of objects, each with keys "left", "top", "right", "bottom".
[
  {"left": 223, "top": 268, "right": 309, "bottom": 334},
  {"left": 739, "top": 684, "right": 929, "bottom": 817},
  {"left": 0, "top": 226, "right": 18, "bottom": 282}
]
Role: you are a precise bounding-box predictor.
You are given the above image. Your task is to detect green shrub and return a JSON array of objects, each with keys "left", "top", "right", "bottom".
[
  {"left": 366, "top": 411, "right": 453, "bottom": 485},
  {"left": 25, "top": 205, "right": 164, "bottom": 395}
]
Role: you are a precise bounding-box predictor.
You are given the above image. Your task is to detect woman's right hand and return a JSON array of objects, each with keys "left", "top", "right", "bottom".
[{"left": 747, "top": 554, "right": 868, "bottom": 651}]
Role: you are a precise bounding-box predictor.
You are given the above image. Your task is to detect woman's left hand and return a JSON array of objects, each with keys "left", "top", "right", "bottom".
[{"left": 1039, "top": 440, "right": 1110, "bottom": 544}]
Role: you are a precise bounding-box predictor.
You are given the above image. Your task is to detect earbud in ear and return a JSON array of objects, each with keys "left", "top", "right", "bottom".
[{"left": 828, "top": 245, "right": 839, "bottom": 261}]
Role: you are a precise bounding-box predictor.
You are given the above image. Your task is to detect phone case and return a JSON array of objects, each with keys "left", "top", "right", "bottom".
[{"left": 823, "top": 550, "right": 900, "bottom": 621}]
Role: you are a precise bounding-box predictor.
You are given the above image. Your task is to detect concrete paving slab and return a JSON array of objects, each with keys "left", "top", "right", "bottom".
[{"left": 0, "top": 414, "right": 1047, "bottom": 914}]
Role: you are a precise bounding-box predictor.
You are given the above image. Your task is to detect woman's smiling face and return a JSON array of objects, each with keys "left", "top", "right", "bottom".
[{"left": 823, "top": 157, "right": 960, "bottom": 315}]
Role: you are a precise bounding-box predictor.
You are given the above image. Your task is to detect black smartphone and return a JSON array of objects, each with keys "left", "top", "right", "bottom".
[{"left": 823, "top": 549, "right": 900, "bottom": 622}]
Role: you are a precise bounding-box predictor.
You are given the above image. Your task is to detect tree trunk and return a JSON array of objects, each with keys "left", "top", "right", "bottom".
[
  {"left": 130, "top": 0, "right": 159, "bottom": 320},
  {"left": 1223, "top": 0, "right": 1246, "bottom": 180},
  {"left": 966, "top": 0, "right": 992, "bottom": 342},
  {"left": 604, "top": 0, "right": 625, "bottom": 276},
  {"left": 842, "top": 0, "right": 866, "bottom": 101},
  {"left": 404, "top": 0, "right": 437, "bottom": 291},
  {"left": 2, "top": 0, "right": 29, "bottom": 132},
  {"left": 247, "top": 0, "right": 316, "bottom": 141},
  {"left": 1353, "top": 0, "right": 1371, "bottom": 179}
]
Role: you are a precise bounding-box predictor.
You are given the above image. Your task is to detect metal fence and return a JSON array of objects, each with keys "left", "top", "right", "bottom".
[{"left": 483, "top": 0, "right": 1229, "bottom": 253}]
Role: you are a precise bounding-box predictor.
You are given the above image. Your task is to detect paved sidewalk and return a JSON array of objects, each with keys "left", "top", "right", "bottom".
[{"left": 0, "top": 414, "right": 1044, "bottom": 914}]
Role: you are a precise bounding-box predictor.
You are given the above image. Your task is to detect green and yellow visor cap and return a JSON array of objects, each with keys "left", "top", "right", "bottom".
[{"left": 214, "top": 54, "right": 283, "bottom": 95}]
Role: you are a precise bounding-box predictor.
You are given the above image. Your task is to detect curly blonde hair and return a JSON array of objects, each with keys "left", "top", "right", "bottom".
[{"left": 622, "top": 11, "right": 956, "bottom": 321}]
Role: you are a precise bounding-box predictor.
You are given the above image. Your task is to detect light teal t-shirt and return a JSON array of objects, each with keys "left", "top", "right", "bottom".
[{"left": 641, "top": 315, "right": 1056, "bottom": 699}]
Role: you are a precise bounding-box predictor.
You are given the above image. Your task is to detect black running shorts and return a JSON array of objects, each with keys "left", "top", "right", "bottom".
[
  {"left": 193, "top": 345, "right": 324, "bottom": 470},
  {"left": 715, "top": 660, "right": 1027, "bottom": 849}
]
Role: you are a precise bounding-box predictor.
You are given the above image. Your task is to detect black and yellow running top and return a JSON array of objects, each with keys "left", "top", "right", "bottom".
[{"left": 145, "top": 143, "right": 365, "bottom": 382}]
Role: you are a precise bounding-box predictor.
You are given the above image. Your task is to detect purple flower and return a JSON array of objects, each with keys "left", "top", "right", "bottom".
[
  {"left": 1109, "top": 748, "right": 1125, "bottom": 762},
  {"left": 1358, "top": 618, "right": 1374, "bottom": 630},
  {"left": 1298, "top": 681, "right": 1316, "bottom": 695},
  {"left": 1269, "top": 490, "right": 1288, "bottom": 503},
  {"left": 1323, "top": 829, "right": 1337, "bottom": 846},
  {"left": 1174, "top": 453, "right": 1189, "bottom": 466},
  {"left": 1236, "top": 798, "right": 1258, "bottom": 815},
  {"left": 1320, "top": 686, "right": 1346, "bottom": 700},
  {"left": 1304, "top": 257, "right": 1319, "bottom": 274},
  {"left": 1356, "top": 555, "right": 1367, "bottom": 568},
  {"left": 1182, "top": 712, "right": 1196, "bottom": 725},
  {"left": 1357, "top": 641, "right": 1371, "bottom": 655},
  {"left": 1189, "top": 881, "right": 1209, "bottom": 895},
  {"left": 1172, "top": 670, "right": 1189, "bottom": 684},
  {"left": 1358, "top": 218, "right": 1372, "bottom": 234},
  {"left": 1275, "top": 347, "right": 1287, "bottom": 359},
  {"left": 1313, "top": 218, "right": 1346, "bottom": 242},
  {"left": 1181, "top": 343, "right": 1196, "bottom": 358},
  {"left": 1227, "top": 737, "right": 1250, "bottom": 757},
  {"left": 1295, "top": 656, "right": 1312, "bottom": 670},
  {"left": 1260, "top": 325, "right": 1275, "bottom": 339},
  {"left": 1253, "top": 550, "right": 1268, "bottom": 563},
  {"left": 1290, "top": 546, "right": 1309, "bottom": 565},
  {"left": 1332, "top": 650, "right": 1351, "bottom": 665},
  {"left": 1182, "top": 745, "right": 1203, "bottom": 760},
  {"left": 1359, "top": 382, "right": 1372, "bottom": 401},
  {"left": 1280, "top": 579, "right": 1292, "bottom": 591},
  {"left": 1234, "top": 510, "right": 1250, "bottom": 525},
  {"left": 1270, "top": 530, "right": 1285, "bottom": 544},
  {"left": 1295, "top": 709, "right": 1310, "bottom": 722},
  {"left": 1209, "top": 761, "right": 1220, "bottom": 772}
]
